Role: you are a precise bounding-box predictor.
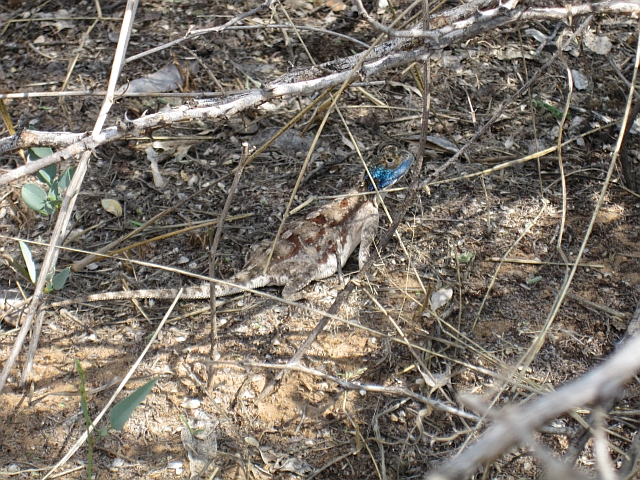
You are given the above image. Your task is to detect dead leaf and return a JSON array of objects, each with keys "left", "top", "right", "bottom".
[
  {"left": 430, "top": 287, "right": 453, "bottom": 311},
  {"left": 273, "top": 456, "right": 313, "bottom": 475},
  {"left": 583, "top": 30, "right": 612, "bottom": 55},
  {"left": 173, "top": 145, "right": 192, "bottom": 163},
  {"left": 245, "top": 436, "right": 260, "bottom": 447},
  {"left": 572, "top": 69, "right": 589, "bottom": 90},
  {"left": 101, "top": 199, "right": 123, "bottom": 217},
  {"left": 326, "top": 0, "right": 347, "bottom": 12},
  {"left": 116, "top": 60, "right": 199, "bottom": 95}
]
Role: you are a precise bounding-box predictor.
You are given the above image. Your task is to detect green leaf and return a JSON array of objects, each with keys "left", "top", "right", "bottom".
[
  {"left": 28, "top": 147, "right": 58, "bottom": 187},
  {"left": 75, "top": 359, "right": 86, "bottom": 384},
  {"left": 458, "top": 252, "right": 475, "bottom": 264},
  {"left": 50, "top": 267, "right": 71, "bottom": 291},
  {"left": 130, "top": 221, "right": 143, "bottom": 227},
  {"left": 28, "top": 146, "right": 54, "bottom": 160},
  {"left": 110, "top": 378, "right": 157, "bottom": 431},
  {"left": 48, "top": 178, "right": 60, "bottom": 200},
  {"left": 22, "top": 183, "right": 53, "bottom": 215},
  {"left": 180, "top": 415, "right": 194, "bottom": 435},
  {"left": 42, "top": 202, "right": 55, "bottom": 216},
  {"left": 36, "top": 165, "right": 57, "bottom": 186},
  {"left": 44, "top": 270, "right": 54, "bottom": 293},
  {"left": 19, "top": 241, "right": 37, "bottom": 283},
  {"left": 8, "top": 257, "right": 31, "bottom": 282},
  {"left": 58, "top": 167, "right": 76, "bottom": 193}
]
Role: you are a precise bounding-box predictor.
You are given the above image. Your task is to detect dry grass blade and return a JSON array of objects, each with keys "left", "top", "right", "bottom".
[{"left": 208, "top": 143, "right": 250, "bottom": 353}]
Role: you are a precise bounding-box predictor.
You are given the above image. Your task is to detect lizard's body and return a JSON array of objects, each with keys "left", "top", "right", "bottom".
[{"left": 52, "top": 146, "right": 414, "bottom": 307}]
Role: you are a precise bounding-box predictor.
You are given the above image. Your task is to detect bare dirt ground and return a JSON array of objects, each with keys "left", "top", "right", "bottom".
[{"left": 1, "top": 0, "right": 640, "bottom": 479}]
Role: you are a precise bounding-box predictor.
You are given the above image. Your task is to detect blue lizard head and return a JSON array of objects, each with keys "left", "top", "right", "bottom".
[{"left": 366, "top": 145, "right": 415, "bottom": 191}]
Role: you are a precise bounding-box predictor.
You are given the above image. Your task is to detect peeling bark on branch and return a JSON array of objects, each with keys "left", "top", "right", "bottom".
[{"left": 0, "top": 130, "right": 89, "bottom": 156}]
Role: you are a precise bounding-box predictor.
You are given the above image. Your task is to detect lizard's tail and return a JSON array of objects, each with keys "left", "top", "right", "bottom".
[
  {"left": 50, "top": 283, "right": 235, "bottom": 307},
  {"left": 50, "top": 270, "right": 272, "bottom": 308}
]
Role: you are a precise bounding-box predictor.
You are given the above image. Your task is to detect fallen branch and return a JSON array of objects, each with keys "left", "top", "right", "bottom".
[
  {"left": 427, "top": 332, "right": 640, "bottom": 479},
  {"left": 3, "top": 0, "right": 639, "bottom": 185}
]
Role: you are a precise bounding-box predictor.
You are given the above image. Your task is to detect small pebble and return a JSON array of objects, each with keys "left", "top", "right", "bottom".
[
  {"left": 180, "top": 398, "right": 201, "bottom": 409},
  {"left": 245, "top": 436, "right": 259, "bottom": 447}
]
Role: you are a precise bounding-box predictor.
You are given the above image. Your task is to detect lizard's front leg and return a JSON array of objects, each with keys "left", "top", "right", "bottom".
[
  {"left": 358, "top": 211, "right": 380, "bottom": 269},
  {"left": 280, "top": 263, "right": 324, "bottom": 302}
]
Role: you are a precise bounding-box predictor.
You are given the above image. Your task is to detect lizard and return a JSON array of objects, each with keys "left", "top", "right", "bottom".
[{"left": 51, "top": 145, "right": 415, "bottom": 307}]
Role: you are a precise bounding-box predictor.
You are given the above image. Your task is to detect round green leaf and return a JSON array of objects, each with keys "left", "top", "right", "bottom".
[{"left": 457, "top": 252, "right": 475, "bottom": 264}]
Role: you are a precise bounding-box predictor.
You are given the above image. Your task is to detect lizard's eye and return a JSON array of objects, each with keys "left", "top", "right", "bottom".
[{"left": 386, "top": 157, "right": 394, "bottom": 165}]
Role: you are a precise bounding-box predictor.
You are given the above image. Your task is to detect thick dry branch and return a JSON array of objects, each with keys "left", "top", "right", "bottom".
[
  {"left": 2, "top": 0, "right": 639, "bottom": 186},
  {"left": 0, "top": 130, "right": 88, "bottom": 156},
  {"left": 427, "top": 332, "right": 640, "bottom": 479},
  {"left": 354, "top": 0, "right": 494, "bottom": 36}
]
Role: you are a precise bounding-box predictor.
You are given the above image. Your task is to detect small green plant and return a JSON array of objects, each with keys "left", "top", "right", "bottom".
[
  {"left": 76, "top": 360, "right": 97, "bottom": 478},
  {"left": 21, "top": 147, "right": 76, "bottom": 215},
  {"left": 527, "top": 275, "right": 543, "bottom": 286},
  {"left": 76, "top": 360, "right": 157, "bottom": 479},
  {"left": 457, "top": 251, "right": 475, "bottom": 264},
  {"left": 180, "top": 415, "right": 205, "bottom": 438},
  {"left": 13, "top": 240, "right": 71, "bottom": 293},
  {"left": 531, "top": 99, "right": 571, "bottom": 121}
]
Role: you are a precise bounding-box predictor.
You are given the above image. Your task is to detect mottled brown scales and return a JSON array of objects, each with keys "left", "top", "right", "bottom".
[{"left": 51, "top": 146, "right": 414, "bottom": 307}]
